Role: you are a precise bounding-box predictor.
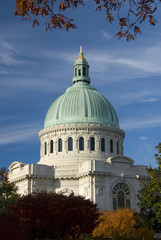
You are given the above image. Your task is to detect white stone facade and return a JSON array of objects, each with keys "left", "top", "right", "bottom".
[
  {"left": 9, "top": 123, "right": 148, "bottom": 211},
  {"left": 39, "top": 124, "right": 124, "bottom": 165}
]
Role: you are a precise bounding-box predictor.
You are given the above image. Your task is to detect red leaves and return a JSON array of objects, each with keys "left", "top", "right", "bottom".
[{"left": 0, "top": 192, "right": 99, "bottom": 240}]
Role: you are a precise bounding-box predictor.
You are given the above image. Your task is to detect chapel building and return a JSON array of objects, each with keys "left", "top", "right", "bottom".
[{"left": 9, "top": 47, "right": 148, "bottom": 211}]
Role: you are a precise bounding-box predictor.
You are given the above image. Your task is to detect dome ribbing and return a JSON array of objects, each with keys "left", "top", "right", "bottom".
[{"left": 44, "top": 47, "right": 119, "bottom": 129}]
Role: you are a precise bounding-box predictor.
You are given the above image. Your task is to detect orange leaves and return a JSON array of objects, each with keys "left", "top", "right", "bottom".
[
  {"left": 149, "top": 15, "right": 156, "bottom": 25},
  {"left": 13, "top": 0, "right": 159, "bottom": 40},
  {"left": 33, "top": 18, "right": 39, "bottom": 27},
  {"left": 95, "top": 0, "right": 158, "bottom": 41},
  {"left": 59, "top": 1, "right": 66, "bottom": 11},
  {"left": 14, "top": 0, "right": 85, "bottom": 31},
  {"left": 46, "top": 14, "right": 76, "bottom": 31},
  {"left": 93, "top": 208, "right": 154, "bottom": 240}
]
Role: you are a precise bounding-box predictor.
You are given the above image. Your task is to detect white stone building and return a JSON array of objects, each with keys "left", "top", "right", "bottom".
[{"left": 9, "top": 47, "right": 148, "bottom": 211}]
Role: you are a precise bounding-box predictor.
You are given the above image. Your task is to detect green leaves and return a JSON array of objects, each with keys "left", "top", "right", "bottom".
[
  {"left": 0, "top": 168, "right": 20, "bottom": 213},
  {"left": 138, "top": 143, "right": 161, "bottom": 232}
]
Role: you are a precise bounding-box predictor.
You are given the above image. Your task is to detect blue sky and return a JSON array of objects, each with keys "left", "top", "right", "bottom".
[{"left": 1, "top": 0, "right": 161, "bottom": 170}]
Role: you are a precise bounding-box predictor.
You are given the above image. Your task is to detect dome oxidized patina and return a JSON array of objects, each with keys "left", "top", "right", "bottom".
[{"left": 44, "top": 47, "right": 119, "bottom": 129}]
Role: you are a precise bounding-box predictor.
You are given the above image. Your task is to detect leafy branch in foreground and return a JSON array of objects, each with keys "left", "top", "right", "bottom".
[{"left": 14, "top": 0, "right": 159, "bottom": 41}]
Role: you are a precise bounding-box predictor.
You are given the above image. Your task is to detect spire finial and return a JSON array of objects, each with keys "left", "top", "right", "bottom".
[{"left": 80, "top": 45, "right": 83, "bottom": 54}]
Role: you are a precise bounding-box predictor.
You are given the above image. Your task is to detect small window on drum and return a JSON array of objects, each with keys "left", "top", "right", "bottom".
[
  {"left": 78, "top": 69, "right": 81, "bottom": 76},
  {"left": 117, "top": 141, "right": 119, "bottom": 154},
  {"left": 68, "top": 137, "right": 73, "bottom": 151},
  {"left": 90, "top": 137, "right": 95, "bottom": 151},
  {"left": 101, "top": 138, "right": 105, "bottom": 152},
  {"left": 58, "top": 138, "right": 62, "bottom": 152},
  {"left": 44, "top": 142, "right": 47, "bottom": 155},
  {"left": 79, "top": 137, "right": 84, "bottom": 151},
  {"left": 50, "top": 140, "right": 54, "bottom": 154},
  {"left": 110, "top": 139, "right": 113, "bottom": 153}
]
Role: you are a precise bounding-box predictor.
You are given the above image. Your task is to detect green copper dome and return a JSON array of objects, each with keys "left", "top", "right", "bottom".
[{"left": 44, "top": 47, "right": 119, "bottom": 129}]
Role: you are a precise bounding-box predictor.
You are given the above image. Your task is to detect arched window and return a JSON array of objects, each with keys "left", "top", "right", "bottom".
[
  {"left": 126, "top": 199, "right": 131, "bottom": 208},
  {"left": 101, "top": 138, "right": 105, "bottom": 152},
  {"left": 83, "top": 67, "right": 86, "bottom": 76},
  {"left": 110, "top": 139, "right": 113, "bottom": 153},
  {"left": 79, "top": 137, "right": 84, "bottom": 151},
  {"left": 44, "top": 142, "right": 47, "bottom": 155},
  {"left": 68, "top": 137, "right": 73, "bottom": 151},
  {"left": 75, "top": 68, "right": 77, "bottom": 76},
  {"left": 113, "top": 198, "right": 117, "bottom": 210},
  {"left": 117, "top": 141, "right": 119, "bottom": 154},
  {"left": 50, "top": 140, "right": 54, "bottom": 153},
  {"left": 118, "top": 190, "right": 125, "bottom": 208},
  {"left": 90, "top": 137, "right": 95, "bottom": 151},
  {"left": 58, "top": 138, "right": 62, "bottom": 152},
  {"left": 112, "top": 183, "right": 131, "bottom": 210}
]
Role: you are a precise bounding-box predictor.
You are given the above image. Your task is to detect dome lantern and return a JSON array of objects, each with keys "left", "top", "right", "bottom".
[{"left": 72, "top": 46, "right": 90, "bottom": 84}]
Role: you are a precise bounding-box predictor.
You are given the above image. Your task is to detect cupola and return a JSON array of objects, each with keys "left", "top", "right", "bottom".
[{"left": 72, "top": 46, "right": 90, "bottom": 84}]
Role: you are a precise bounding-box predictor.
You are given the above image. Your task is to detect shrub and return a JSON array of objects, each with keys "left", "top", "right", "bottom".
[
  {"left": 93, "top": 208, "right": 154, "bottom": 240},
  {"left": 0, "top": 192, "right": 99, "bottom": 240}
]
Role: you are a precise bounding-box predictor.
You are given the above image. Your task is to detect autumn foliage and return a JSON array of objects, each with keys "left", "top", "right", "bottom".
[
  {"left": 0, "top": 192, "right": 99, "bottom": 240},
  {"left": 93, "top": 208, "right": 154, "bottom": 240},
  {"left": 14, "top": 0, "right": 158, "bottom": 40}
]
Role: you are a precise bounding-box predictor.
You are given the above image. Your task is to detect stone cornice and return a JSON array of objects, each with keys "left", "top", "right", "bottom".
[
  {"left": 10, "top": 170, "right": 149, "bottom": 182},
  {"left": 39, "top": 123, "right": 125, "bottom": 139}
]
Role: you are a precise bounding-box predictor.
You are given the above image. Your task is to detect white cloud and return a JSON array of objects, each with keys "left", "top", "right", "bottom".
[
  {"left": 101, "top": 31, "right": 112, "bottom": 40},
  {"left": 0, "top": 40, "right": 20, "bottom": 66},
  {"left": 138, "top": 136, "right": 148, "bottom": 140},
  {"left": 109, "top": 89, "right": 161, "bottom": 106},
  {"left": 120, "top": 116, "right": 161, "bottom": 130},
  {"left": 139, "top": 98, "right": 159, "bottom": 103},
  {"left": 0, "top": 122, "right": 42, "bottom": 145}
]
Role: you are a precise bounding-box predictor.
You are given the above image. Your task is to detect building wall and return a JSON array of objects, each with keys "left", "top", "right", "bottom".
[
  {"left": 38, "top": 123, "right": 125, "bottom": 166},
  {"left": 8, "top": 157, "right": 148, "bottom": 211}
]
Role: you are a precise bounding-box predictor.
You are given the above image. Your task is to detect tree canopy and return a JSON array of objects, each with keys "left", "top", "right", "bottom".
[
  {"left": 138, "top": 143, "right": 161, "bottom": 233},
  {"left": 93, "top": 208, "right": 153, "bottom": 240},
  {"left": 0, "top": 192, "right": 99, "bottom": 240},
  {"left": 0, "top": 168, "right": 20, "bottom": 213},
  {"left": 14, "top": 0, "right": 159, "bottom": 41}
]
